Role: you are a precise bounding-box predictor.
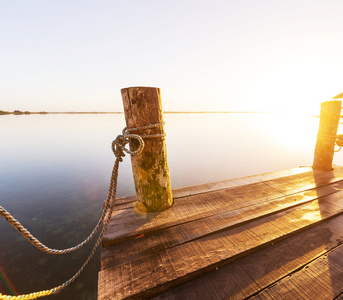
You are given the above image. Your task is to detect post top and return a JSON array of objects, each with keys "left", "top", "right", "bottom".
[
  {"left": 321, "top": 100, "right": 342, "bottom": 105},
  {"left": 121, "top": 86, "right": 160, "bottom": 92}
]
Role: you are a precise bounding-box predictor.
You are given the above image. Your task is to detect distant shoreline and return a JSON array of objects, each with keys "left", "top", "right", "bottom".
[
  {"left": 0, "top": 110, "right": 276, "bottom": 115},
  {"left": 0, "top": 110, "right": 123, "bottom": 115}
]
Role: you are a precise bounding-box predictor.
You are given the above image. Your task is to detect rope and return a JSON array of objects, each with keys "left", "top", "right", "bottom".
[
  {"left": 0, "top": 122, "right": 165, "bottom": 299},
  {"left": 0, "top": 206, "right": 104, "bottom": 254},
  {"left": 317, "top": 134, "right": 337, "bottom": 142},
  {"left": 112, "top": 122, "right": 166, "bottom": 160},
  {"left": 335, "top": 146, "right": 342, "bottom": 153}
]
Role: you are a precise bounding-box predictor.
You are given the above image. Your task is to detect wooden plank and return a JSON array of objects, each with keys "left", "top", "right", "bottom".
[
  {"left": 111, "top": 167, "right": 315, "bottom": 209},
  {"left": 98, "top": 190, "right": 343, "bottom": 299},
  {"left": 103, "top": 181, "right": 285, "bottom": 246},
  {"left": 111, "top": 166, "right": 343, "bottom": 212},
  {"left": 101, "top": 184, "right": 339, "bottom": 271},
  {"left": 170, "top": 166, "right": 314, "bottom": 199},
  {"left": 114, "top": 165, "right": 343, "bottom": 203},
  {"left": 103, "top": 167, "right": 343, "bottom": 246},
  {"left": 153, "top": 213, "right": 343, "bottom": 300},
  {"left": 112, "top": 165, "right": 343, "bottom": 209},
  {"left": 334, "top": 293, "right": 343, "bottom": 300},
  {"left": 99, "top": 165, "right": 343, "bottom": 298},
  {"left": 251, "top": 244, "right": 343, "bottom": 299},
  {"left": 261, "top": 166, "right": 343, "bottom": 195}
]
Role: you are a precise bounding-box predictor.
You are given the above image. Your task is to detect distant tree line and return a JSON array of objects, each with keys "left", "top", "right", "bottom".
[
  {"left": 0, "top": 110, "right": 48, "bottom": 115},
  {"left": 0, "top": 110, "right": 124, "bottom": 115}
]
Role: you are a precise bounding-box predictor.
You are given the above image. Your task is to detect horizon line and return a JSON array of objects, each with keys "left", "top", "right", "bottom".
[{"left": 1, "top": 110, "right": 280, "bottom": 115}]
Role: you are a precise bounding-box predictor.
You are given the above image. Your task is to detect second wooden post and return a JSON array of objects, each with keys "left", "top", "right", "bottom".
[
  {"left": 313, "top": 100, "right": 342, "bottom": 171},
  {"left": 121, "top": 86, "right": 173, "bottom": 212}
]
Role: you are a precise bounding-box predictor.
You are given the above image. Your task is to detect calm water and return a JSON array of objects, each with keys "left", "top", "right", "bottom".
[{"left": 1, "top": 113, "right": 343, "bottom": 299}]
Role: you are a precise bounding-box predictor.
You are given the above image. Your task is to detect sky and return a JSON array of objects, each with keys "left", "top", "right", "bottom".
[{"left": 1, "top": 0, "right": 343, "bottom": 113}]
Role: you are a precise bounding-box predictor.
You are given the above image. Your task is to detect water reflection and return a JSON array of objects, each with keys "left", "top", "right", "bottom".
[
  {"left": 166, "top": 113, "right": 322, "bottom": 188},
  {"left": 1, "top": 113, "right": 343, "bottom": 299}
]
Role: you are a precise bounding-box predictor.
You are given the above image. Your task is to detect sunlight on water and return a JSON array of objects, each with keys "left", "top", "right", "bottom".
[
  {"left": 1, "top": 112, "right": 343, "bottom": 299},
  {"left": 165, "top": 113, "right": 322, "bottom": 188}
]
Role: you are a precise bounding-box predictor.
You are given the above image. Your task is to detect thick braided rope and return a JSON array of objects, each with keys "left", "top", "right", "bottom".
[
  {"left": 317, "top": 134, "right": 337, "bottom": 142},
  {"left": 126, "top": 122, "right": 166, "bottom": 139},
  {"left": 0, "top": 206, "right": 105, "bottom": 254},
  {"left": 0, "top": 123, "right": 165, "bottom": 299}
]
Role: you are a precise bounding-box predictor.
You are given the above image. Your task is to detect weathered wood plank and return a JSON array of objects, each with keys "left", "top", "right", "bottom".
[
  {"left": 101, "top": 184, "right": 338, "bottom": 271},
  {"left": 251, "top": 244, "right": 343, "bottom": 299},
  {"left": 113, "top": 165, "right": 343, "bottom": 205},
  {"left": 99, "top": 166, "right": 343, "bottom": 299},
  {"left": 103, "top": 167, "right": 343, "bottom": 246},
  {"left": 111, "top": 167, "right": 314, "bottom": 209},
  {"left": 98, "top": 189, "right": 343, "bottom": 300},
  {"left": 170, "top": 166, "right": 313, "bottom": 199},
  {"left": 153, "top": 213, "right": 343, "bottom": 300},
  {"left": 262, "top": 166, "right": 343, "bottom": 195},
  {"left": 112, "top": 165, "right": 343, "bottom": 207},
  {"left": 103, "top": 181, "right": 285, "bottom": 246},
  {"left": 334, "top": 293, "right": 343, "bottom": 300},
  {"left": 111, "top": 166, "right": 343, "bottom": 211}
]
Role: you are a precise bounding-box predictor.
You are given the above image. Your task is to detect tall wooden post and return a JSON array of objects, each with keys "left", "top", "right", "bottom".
[
  {"left": 313, "top": 100, "right": 342, "bottom": 171},
  {"left": 121, "top": 87, "right": 173, "bottom": 212}
]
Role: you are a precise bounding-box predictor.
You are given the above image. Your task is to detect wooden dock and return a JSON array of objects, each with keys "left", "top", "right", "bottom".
[{"left": 98, "top": 164, "right": 343, "bottom": 299}]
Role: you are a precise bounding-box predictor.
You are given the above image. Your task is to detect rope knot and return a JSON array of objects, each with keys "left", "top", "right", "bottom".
[
  {"left": 112, "top": 123, "right": 166, "bottom": 159},
  {"left": 112, "top": 130, "right": 145, "bottom": 161},
  {"left": 112, "top": 135, "right": 127, "bottom": 161}
]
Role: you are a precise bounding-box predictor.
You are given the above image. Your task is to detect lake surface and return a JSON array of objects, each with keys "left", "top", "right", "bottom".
[{"left": 1, "top": 113, "right": 343, "bottom": 299}]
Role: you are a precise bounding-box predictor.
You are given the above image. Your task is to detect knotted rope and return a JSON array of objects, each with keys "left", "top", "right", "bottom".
[
  {"left": 0, "top": 123, "right": 165, "bottom": 300},
  {"left": 112, "top": 122, "right": 166, "bottom": 160}
]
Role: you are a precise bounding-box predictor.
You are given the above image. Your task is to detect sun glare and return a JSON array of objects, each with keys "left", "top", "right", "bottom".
[{"left": 254, "top": 113, "right": 319, "bottom": 151}]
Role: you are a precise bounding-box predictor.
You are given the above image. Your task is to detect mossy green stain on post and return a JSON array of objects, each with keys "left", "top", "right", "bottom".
[
  {"left": 136, "top": 149, "right": 172, "bottom": 211},
  {"left": 121, "top": 87, "right": 173, "bottom": 212}
]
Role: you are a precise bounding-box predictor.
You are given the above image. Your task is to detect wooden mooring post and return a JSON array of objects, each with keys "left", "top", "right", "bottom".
[
  {"left": 313, "top": 100, "right": 342, "bottom": 171},
  {"left": 121, "top": 86, "right": 173, "bottom": 212}
]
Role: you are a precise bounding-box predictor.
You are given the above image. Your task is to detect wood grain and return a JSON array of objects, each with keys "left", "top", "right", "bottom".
[
  {"left": 121, "top": 87, "right": 173, "bottom": 211},
  {"left": 98, "top": 190, "right": 343, "bottom": 299},
  {"left": 251, "top": 244, "right": 343, "bottom": 299},
  {"left": 98, "top": 166, "right": 343, "bottom": 300},
  {"left": 153, "top": 213, "right": 343, "bottom": 299},
  {"left": 101, "top": 183, "right": 342, "bottom": 271},
  {"left": 103, "top": 167, "right": 343, "bottom": 246}
]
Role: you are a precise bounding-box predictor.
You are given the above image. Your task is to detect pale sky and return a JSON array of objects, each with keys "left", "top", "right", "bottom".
[{"left": 1, "top": 0, "right": 343, "bottom": 113}]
